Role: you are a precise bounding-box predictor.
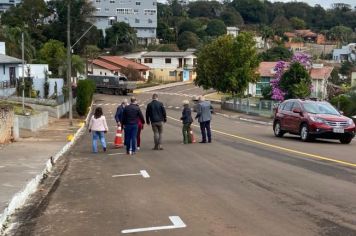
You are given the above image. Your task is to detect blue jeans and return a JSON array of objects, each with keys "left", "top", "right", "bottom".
[
  {"left": 92, "top": 131, "right": 106, "bottom": 153},
  {"left": 124, "top": 124, "right": 138, "bottom": 153},
  {"left": 199, "top": 120, "right": 211, "bottom": 142}
]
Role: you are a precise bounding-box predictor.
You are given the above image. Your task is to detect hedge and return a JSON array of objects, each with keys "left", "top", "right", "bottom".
[{"left": 76, "top": 79, "right": 96, "bottom": 116}]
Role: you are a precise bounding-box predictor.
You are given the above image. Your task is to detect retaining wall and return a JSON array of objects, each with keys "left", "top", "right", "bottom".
[
  {"left": 0, "top": 106, "right": 14, "bottom": 143},
  {"left": 16, "top": 112, "right": 48, "bottom": 132}
]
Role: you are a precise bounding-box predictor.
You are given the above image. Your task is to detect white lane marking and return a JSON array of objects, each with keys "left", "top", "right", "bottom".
[
  {"left": 112, "top": 170, "right": 150, "bottom": 178},
  {"left": 108, "top": 153, "right": 126, "bottom": 156},
  {"left": 111, "top": 103, "right": 117, "bottom": 106},
  {"left": 97, "top": 104, "right": 103, "bottom": 106},
  {"left": 105, "top": 103, "right": 110, "bottom": 106},
  {"left": 175, "top": 107, "right": 180, "bottom": 109},
  {"left": 121, "top": 216, "right": 186, "bottom": 234},
  {"left": 0, "top": 166, "right": 5, "bottom": 168},
  {"left": 168, "top": 106, "right": 173, "bottom": 108}
]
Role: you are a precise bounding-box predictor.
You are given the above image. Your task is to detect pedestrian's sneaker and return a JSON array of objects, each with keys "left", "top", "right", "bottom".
[
  {"left": 137, "top": 147, "right": 140, "bottom": 151},
  {"left": 103, "top": 147, "right": 107, "bottom": 152}
]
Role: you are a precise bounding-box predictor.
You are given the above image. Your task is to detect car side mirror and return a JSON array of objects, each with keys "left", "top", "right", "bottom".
[
  {"left": 339, "top": 110, "right": 344, "bottom": 115},
  {"left": 292, "top": 108, "right": 302, "bottom": 114}
]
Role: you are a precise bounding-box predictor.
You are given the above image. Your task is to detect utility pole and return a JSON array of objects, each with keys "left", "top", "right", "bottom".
[
  {"left": 21, "top": 32, "right": 25, "bottom": 114},
  {"left": 67, "top": 1, "right": 73, "bottom": 125}
]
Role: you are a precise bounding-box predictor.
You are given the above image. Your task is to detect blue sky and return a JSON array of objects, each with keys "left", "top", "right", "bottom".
[{"left": 157, "top": 0, "right": 356, "bottom": 9}]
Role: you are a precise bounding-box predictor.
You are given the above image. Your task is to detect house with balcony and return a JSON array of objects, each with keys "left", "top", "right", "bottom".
[
  {"left": 249, "top": 61, "right": 333, "bottom": 99},
  {"left": 141, "top": 51, "right": 197, "bottom": 82}
]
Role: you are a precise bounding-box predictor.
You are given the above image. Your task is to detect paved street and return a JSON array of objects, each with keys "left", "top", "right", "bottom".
[{"left": 10, "top": 84, "right": 356, "bottom": 236}]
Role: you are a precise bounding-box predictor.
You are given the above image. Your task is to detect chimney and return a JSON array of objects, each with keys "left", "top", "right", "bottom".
[{"left": 0, "top": 42, "right": 5, "bottom": 55}]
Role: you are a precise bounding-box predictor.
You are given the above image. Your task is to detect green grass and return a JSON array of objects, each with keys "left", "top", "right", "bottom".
[{"left": 0, "top": 100, "right": 35, "bottom": 115}]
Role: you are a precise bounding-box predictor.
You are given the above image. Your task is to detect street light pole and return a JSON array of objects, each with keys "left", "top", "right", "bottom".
[
  {"left": 67, "top": 2, "right": 73, "bottom": 125},
  {"left": 21, "top": 32, "right": 25, "bottom": 114}
]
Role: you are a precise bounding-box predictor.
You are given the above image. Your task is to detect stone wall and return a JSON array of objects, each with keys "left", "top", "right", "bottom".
[{"left": 0, "top": 106, "right": 14, "bottom": 144}]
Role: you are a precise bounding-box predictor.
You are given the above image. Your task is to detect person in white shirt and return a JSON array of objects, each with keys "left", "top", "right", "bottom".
[{"left": 88, "top": 107, "right": 109, "bottom": 153}]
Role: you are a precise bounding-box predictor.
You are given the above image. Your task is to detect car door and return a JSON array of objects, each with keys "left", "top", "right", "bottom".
[
  {"left": 280, "top": 101, "right": 294, "bottom": 131},
  {"left": 290, "top": 102, "right": 303, "bottom": 133}
]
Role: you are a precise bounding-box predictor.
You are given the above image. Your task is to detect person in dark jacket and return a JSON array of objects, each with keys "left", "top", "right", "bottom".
[
  {"left": 122, "top": 97, "right": 145, "bottom": 155},
  {"left": 114, "top": 99, "right": 128, "bottom": 126},
  {"left": 146, "top": 94, "right": 166, "bottom": 150},
  {"left": 180, "top": 100, "right": 193, "bottom": 144}
]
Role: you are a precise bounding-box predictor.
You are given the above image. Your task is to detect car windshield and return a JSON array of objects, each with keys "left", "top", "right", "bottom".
[{"left": 303, "top": 102, "right": 340, "bottom": 115}]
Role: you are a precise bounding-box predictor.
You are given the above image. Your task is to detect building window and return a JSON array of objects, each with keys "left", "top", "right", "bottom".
[
  {"left": 96, "top": 8, "right": 101, "bottom": 12},
  {"left": 105, "top": 8, "right": 109, "bottom": 12},
  {"left": 148, "top": 19, "right": 153, "bottom": 24},
  {"left": 117, "top": 8, "right": 133, "bottom": 14},
  {"left": 110, "top": 0, "right": 115, "bottom": 3},
  {"left": 136, "top": 1, "right": 141, "bottom": 5},
  {"left": 169, "top": 71, "right": 176, "bottom": 77},
  {"left": 165, "top": 58, "right": 171, "bottom": 64},
  {"left": 134, "top": 9, "right": 139, "bottom": 14},
  {"left": 144, "top": 9, "right": 156, "bottom": 15},
  {"left": 135, "top": 18, "right": 140, "bottom": 23},
  {"left": 256, "top": 77, "right": 270, "bottom": 96},
  {"left": 144, "top": 58, "right": 152, "bottom": 63},
  {"left": 96, "top": 0, "right": 100, "bottom": 2}
]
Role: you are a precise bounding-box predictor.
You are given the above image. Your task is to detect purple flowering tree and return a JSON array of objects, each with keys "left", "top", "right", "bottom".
[{"left": 271, "top": 53, "right": 312, "bottom": 101}]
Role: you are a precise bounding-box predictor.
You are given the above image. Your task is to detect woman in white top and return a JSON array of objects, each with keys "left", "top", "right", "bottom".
[{"left": 89, "top": 107, "right": 109, "bottom": 153}]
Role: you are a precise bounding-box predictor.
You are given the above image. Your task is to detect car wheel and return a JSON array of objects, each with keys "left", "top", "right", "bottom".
[
  {"left": 340, "top": 136, "right": 353, "bottom": 144},
  {"left": 274, "top": 121, "right": 285, "bottom": 137},
  {"left": 300, "top": 124, "right": 311, "bottom": 142}
]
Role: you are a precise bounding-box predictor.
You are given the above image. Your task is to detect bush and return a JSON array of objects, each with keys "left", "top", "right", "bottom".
[{"left": 76, "top": 80, "right": 96, "bottom": 116}]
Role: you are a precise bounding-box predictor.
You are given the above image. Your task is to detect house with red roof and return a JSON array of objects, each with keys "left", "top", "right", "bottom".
[
  {"left": 88, "top": 56, "right": 150, "bottom": 80},
  {"left": 249, "top": 61, "right": 333, "bottom": 99}
]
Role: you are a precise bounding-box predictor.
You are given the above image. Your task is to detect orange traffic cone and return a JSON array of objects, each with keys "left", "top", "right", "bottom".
[
  {"left": 190, "top": 129, "right": 196, "bottom": 143},
  {"left": 114, "top": 125, "right": 124, "bottom": 148}
]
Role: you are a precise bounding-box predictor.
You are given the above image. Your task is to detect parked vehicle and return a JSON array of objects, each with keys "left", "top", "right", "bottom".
[
  {"left": 273, "top": 99, "right": 355, "bottom": 144},
  {"left": 87, "top": 74, "right": 136, "bottom": 95}
]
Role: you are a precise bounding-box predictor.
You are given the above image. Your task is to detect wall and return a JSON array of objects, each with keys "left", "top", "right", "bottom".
[
  {"left": 150, "top": 68, "right": 181, "bottom": 82},
  {"left": 28, "top": 99, "right": 75, "bottom": 119},
  {"left": 32, "top": 78, "right": 64, "bottom": 98},
  {"left": 0, "top": 105, "right": 14, "bottom": 144},
  {"left": 16, "top": 111, "right": 48, "bottom": 132}
]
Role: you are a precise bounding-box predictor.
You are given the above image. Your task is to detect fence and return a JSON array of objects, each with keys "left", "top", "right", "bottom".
[{"left": 221, "top": 97, "right": 279, "bottom": 118}]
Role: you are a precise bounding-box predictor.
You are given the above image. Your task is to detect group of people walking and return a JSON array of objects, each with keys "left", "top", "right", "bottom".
[{"left": 88, "top": 94, "right": 213, "bottom": 154}]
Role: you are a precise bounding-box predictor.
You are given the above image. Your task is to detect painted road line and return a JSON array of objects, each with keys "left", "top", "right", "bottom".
[
  {"left": 108, "top": 153, "right": 126, "bottom": 156},
  {"left": 175, "top": 107, "right": 180, "bottom": 109},
  {"left": 121, "top": 216, "right": 186, "bottom": 234},
  {"left": 0, "top": 166, "right": 5, "bottom": 168},
  {"left": 168, "top": 106, "right": 173, "bottom": 108},
  {"left": 112, "top": 170, "right": 150, "bottom": 178},
  {"left": 167, "top": 116, "right": 356, "bottom": 168}
]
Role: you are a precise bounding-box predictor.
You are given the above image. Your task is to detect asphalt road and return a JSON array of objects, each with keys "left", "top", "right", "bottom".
[{"left": 12, "top": 84, "right": 356, "bottom": 236}]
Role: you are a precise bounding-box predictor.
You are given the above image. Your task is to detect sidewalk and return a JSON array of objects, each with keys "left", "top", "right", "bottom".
[
  {"left": 134, "top": 81, "right": 193, "bottom": 93},
  {"left": 0, "top": 118, "right": 81, "bottom": 225}
]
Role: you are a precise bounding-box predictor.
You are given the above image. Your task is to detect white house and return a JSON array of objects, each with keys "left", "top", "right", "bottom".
[
  {"left": 226, "top": 27, "right": 239, "bottom": 37},
  {"left": 0, "top": 54, "right": 22, "bottom": 97},
  {"left": 140, "top": 51, "right": 197, "bottom": 82},
  {"left": 333, "top": 43, "right": 356, "bottom": 63}
]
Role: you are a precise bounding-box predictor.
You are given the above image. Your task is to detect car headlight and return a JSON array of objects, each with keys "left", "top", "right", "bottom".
[
  {"left": 348, "top": 119, "right": 354, "bottom": 126},
  {"left": 310, "top": 116, "right": 326, "bottom": 123}
]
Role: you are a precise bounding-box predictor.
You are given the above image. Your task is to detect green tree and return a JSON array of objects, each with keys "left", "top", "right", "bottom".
[
  {"left": 259, "top": 46, "right": 293, "bottom": 61},
  {"left": 39, "top": 39, "right": 66, "bottom": 77},
  {"left": 157, "top": 22, "right": 176, "bottom": 43},
  {"left": 76, "top": 79, "right": 95, "bottom": 116},
  {"left": 0, "top": 26, "right": 36, "bottom": 61},
  {"left": 206, "top": 19, "right": 227, "bottom": 37},
  {"left": 195, "top": 33, "right": 260, "bottom": 95},
  {"left": 187, "top": 1, "right": 222, "bottom": 19},
  {"left": 329, "top": 25, "right": 353, "bottom": 46},
  {"left": 220, "top": 8, "right": 244, "bottom": 26},
  {"left": 290, "top": 17, "right": 306, "bottom": 30},
  {"left": 105, "top": 22, "right": 137, "bottom": 53},
  {"left": 44, "top": 0, "right": 96, "bottom": 53},
  {"left": 260, "top": 25, "right": 274, "bottom": 49},
  {"left": 279, "top": 62, "right": 312, "bottom": 99},
  {"left": 230, "top": 0, "right": 267, "bottom": 24},
  {"left": 178, "top": 19, "right": 204, "bottom": 35},
  {"left": 70, "top": 55, "right": 85, "bottom": 77},
  {"left": 177, "top": 31, "right": 200, "bottom": 50},
  {"left": 271, "top": 15, "right": 291, "bottom": 35},
  {"left": 84, "top": 45, "right": 101, "bottom": 74}
]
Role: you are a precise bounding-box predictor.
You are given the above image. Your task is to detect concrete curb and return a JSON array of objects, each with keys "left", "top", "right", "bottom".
[
  {"left": 0, "top": 103, "right": 93, "bottom": 235},
  {"left": 135, "top": 81, "right": 193, "bottom": 93}
]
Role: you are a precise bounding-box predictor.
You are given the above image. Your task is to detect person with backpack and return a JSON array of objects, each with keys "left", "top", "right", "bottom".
[{"left": 89, "top": 107, "right": 109, "bottom": 153}]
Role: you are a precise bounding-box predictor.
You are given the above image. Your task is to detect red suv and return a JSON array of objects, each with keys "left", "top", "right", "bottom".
[{"left": 273, "top": 99, "right": 355, "bottom": 144}]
